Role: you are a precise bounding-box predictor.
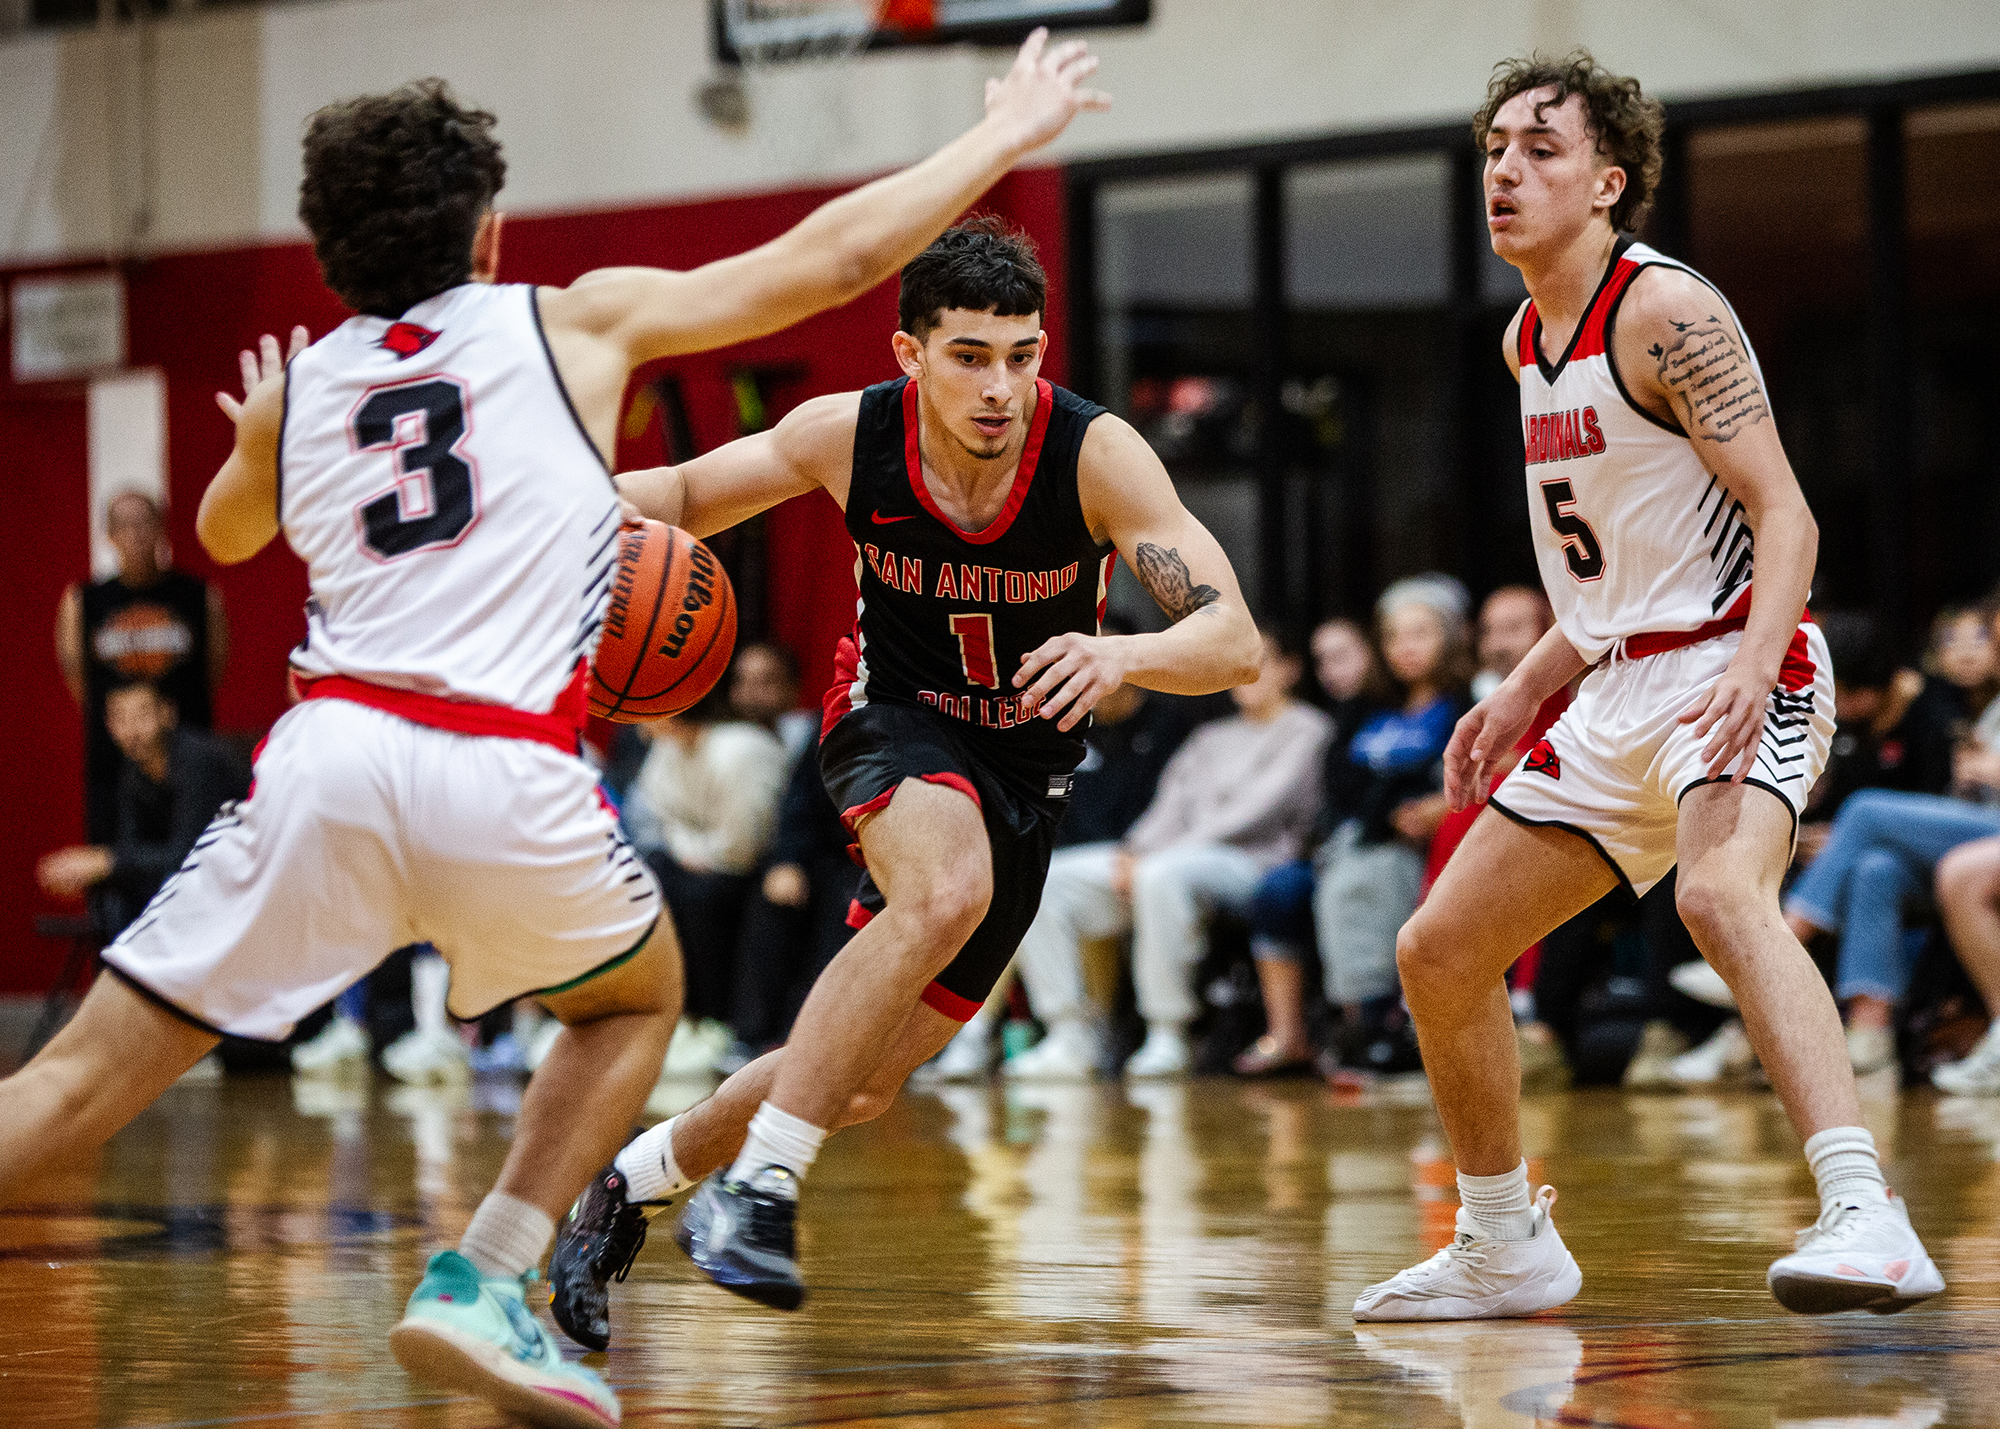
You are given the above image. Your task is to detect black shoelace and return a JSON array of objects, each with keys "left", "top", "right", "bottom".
[
  {"left": 737, "top": 1187, "right": 797, "bottom": 1255},
  {"left": 597, "top": 1204, "right": 649, "bottom": 1284}
]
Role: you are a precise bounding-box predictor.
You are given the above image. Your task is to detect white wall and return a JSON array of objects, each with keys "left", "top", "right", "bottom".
[{"left": 3, "top": 0, "right": 1998, "bottom": 267}]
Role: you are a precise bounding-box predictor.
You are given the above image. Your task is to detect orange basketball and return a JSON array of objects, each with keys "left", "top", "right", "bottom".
[{"left": 588, "top": 520, "right": 737, "bottom": 722}]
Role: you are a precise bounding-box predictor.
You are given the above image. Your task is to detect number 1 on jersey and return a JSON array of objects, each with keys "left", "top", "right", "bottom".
[{"left": 950, "top": 613, "right": 999, "bottom": 689}]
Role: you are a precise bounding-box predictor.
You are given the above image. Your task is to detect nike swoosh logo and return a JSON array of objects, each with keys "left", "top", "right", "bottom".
[{"left": 870, "top": 511, "right": 916, "bottom": 524}]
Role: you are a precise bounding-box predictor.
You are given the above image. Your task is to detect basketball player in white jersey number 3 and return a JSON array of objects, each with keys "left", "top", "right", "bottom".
[
  {"left": 1354, "top": 54, "right": 1943, "bottom": 1321},
  {"left": 0, "top": 35, "right": 1106, "bottom": 1429}
]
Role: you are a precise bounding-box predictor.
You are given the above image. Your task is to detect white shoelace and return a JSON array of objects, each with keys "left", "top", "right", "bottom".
[{"left": 1792, "top": 1199, "right": 1875, "bottom": 1252}]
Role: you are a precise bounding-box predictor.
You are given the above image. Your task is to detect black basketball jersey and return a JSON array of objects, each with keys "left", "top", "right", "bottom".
[
  {"left": 824, "top": 376, "right": 1115, "bottom": 769},
  {"left": 82, "top": 569, "right": 213, "bottom": 727}
]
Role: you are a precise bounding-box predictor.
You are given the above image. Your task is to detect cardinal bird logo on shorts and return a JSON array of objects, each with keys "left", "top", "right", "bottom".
[
  {"left": 380, "top": 322, "right": 440, "bottom": 359},
  {"left": 1524, "top": 738, "right": 1561, "bottom": 779}
]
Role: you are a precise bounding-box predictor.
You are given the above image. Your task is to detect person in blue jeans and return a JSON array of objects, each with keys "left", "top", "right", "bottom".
[
  {"left": 1237, "top": 579, "right": 1470, "bottom": 1076},
  {"left": 1785, "top": 786, "right": 2000, "bottom": 1072}
]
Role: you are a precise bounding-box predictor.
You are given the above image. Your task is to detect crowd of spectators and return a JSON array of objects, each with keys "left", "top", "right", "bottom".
[{"left": 36, "top": 494, "right": 2000, "bottom": 1105}]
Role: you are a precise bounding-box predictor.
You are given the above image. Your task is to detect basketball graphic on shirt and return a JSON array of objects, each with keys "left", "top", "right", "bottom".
[{"left": 93, "top": 602, "right": 194, "bottom": 679}]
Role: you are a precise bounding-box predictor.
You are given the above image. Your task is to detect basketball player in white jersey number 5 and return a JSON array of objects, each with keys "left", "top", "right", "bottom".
[
  {"left": 0, "top": 36, "right": 1106, "bottom": 1429},
  {"left": 1354, "top": 54, "right": 1943, "bottom": 1322}
]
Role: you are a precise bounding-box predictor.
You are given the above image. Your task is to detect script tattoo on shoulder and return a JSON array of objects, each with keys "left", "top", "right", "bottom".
[
  {"left": 1649, "top": 315, "right": 1769, "bottom": 442},
  {"left": 1133, "top": 542, "right": 1220, "bottom": 622}
]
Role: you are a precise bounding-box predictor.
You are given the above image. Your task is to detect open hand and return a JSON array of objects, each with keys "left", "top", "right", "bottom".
[
  {"left": 1443, "top": 686, "right": 1538, "bottom": 809},
  {"left": 1678, "top": 662, "right": 1773, "bottom": 782},
  {"left": 983, "top": 28, "right": 1111, "bottom": 153},
  {"left": 1015, "top": 631, "right": 1127, "bottom": 732},
  {"left": 37, "top": 845, "right": 112, "bottom": 898},
  {"left": 216, "top": 326, "right": 309, "bottom": 425}
]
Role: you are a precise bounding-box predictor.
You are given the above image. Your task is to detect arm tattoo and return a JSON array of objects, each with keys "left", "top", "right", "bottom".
[
  {"left": 1649, "top": 315, "right": 1769, "bottom": 442},
  {"left": 1133, "top": 542, "right": 1221, "bottom": 623}
]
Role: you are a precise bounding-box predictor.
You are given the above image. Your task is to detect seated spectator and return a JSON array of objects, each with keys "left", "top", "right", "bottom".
[
  {"left": 37, "top": 678, "right": 248, "bottom": 940},
  {"left": 1242, "top": 577, "right": 1472, "bottom": 1077},
  {"left": 723, "top": 739, "right": 865, "bottom": 1069},
  {"left": 1784, "top": 746, "right": 2000, "bottom": 1073},
  {"left": 729, "top": 640, "right": 817, "bottom": 763},
  {"left": 1230, "top": 616, "right": 1389, "bottom": 1074},
  {"left": 1013, "top": 628, "right": 1331, "bottom": 1080},
  {"left": 1469, "top": 585, "right": 1553, "bottom": 704},
  {"left": 989, "top": 641, "right": 1223, "bottom": 1079},
  {"left": 1931, "top": 833, "right": 2000, "bottom": 1093},
  {"left": 623, "top": 683, "right": 788, "bottom": 1051}
]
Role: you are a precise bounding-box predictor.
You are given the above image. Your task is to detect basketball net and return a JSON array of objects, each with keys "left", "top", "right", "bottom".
[{"left": 707, "top": 0, "right": 937, "bottom": 172}]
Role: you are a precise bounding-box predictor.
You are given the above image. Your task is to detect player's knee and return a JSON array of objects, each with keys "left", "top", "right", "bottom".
[
  {"left": 901, "top": 859, "right": 992, "bottom": 944},
  {"left": 1936, "top": 842, "right": 1995, "bottom": 907},
  {"left": 1395, "top": 913, "right": 1447, "bottom": 995},
  {"left": 1674, "top": 871, "right": 1748, "bottom": 950}
]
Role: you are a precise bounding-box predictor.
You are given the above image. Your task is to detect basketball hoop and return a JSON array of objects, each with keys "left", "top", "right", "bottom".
[{"left": 699, "top": 0, "right": 935, "bottom": 161}]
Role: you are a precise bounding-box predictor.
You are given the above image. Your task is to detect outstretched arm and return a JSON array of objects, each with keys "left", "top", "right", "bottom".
[
  {"left": 615, "top": 392, "right": 861, "bottom": 539},
  {"left": 1614, "top": 266, "right": 1815, "bottom": 781},
  {"left": 538, "top": 31, "right": 1107, "bottom": 369},
  {"left": 198, "top": 327, "right": 309, "bottom": 565},
  {"left": 1013, "top": 415, "right": 1261, "bottom": 731}
]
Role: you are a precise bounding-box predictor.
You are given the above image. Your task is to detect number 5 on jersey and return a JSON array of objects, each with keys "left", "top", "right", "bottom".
[
  {"left": 951, "top": 613, "right": 999, "bottom": 689},
  {"left": 1539, "top": 478, "right": 1605, "bottom": 582}
]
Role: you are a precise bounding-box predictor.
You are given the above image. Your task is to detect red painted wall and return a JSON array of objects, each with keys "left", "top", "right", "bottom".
[{"left": 0, "top": 165, "right": 1068, "bottom": 993}]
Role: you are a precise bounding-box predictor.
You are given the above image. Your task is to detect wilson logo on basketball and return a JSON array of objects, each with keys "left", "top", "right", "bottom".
[
  {"left": 600, "top": 528, "right": 646, "bottom": 646},
  {"left": 1524, "top": 738, "right": 1561, "bottom": 779},
  {"left": 658, "top": 542, "right": 719, "bottom": 660}
]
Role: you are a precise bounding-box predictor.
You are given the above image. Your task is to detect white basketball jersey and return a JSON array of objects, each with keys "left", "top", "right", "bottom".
[
  {"left": 279, "top": 283, "right": 620, "bottom": 711},
  {"left": 1517, "top": 239, "right": 1766, "bottom": 663}
]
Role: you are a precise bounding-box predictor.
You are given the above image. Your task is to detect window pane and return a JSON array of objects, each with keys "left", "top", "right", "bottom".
[
  {"left": 1286, "top": 154, "right": 1448, "bottom": 309},
  {"left": 1096, "top": 174, "right": 1260, "bottom": 612},
  {"left": 1684, "top": 117, "right": 1870, "bottom": 609},
  {"left": 1906, "top": 101, "right": 2000, "bottom": 605}
]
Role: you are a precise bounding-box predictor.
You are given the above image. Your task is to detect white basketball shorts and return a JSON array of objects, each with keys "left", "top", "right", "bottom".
[
  {"left": 1487, "top": 622, "right": 1835, "bottom": 897},
  {"left": 101, "top": 697, "right": 661, "bottom": 1041}
]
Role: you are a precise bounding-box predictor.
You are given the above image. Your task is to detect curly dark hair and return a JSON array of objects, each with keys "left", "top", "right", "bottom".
[
  {"left": 897, "top": 216, "right": 1046, "bottom": 341},
  {"left": 299, "top": 79, "right": 506, "bottom": 318},
  {"left": 1472, "top": 51, "right": 1665, "bottom": 234}
]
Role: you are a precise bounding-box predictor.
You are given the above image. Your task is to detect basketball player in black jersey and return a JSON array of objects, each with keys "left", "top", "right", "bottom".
[{"left": 549, "top": 219, "right": 1259, "bottom": 1337}]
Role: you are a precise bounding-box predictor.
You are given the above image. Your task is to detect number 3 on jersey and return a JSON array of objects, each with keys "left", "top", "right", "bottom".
[
  {"left": 1539, "top": 478, "right": 1605, "bottom": 582},
  {"left": 351, "top": 378, "right": 480, "bottom": 561},
  {"left": 950, "top": 613, "right": 999, "bottom": 689}
]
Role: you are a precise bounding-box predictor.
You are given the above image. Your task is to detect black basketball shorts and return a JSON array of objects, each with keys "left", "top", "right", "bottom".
[{"left": 818, "top": 701, "right": 1075, "bottom": 1020}]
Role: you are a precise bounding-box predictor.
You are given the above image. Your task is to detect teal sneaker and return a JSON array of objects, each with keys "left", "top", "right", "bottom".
[{"left": 389, "top": 1250, "right": 620, "bottom": 1429}]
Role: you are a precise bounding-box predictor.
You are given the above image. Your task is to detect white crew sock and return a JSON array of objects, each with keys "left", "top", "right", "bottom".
[
  {"left": 726, "top": 1102, "right": 827, "bottom": 1190},
  {"left": 1458, "top": 1160, "right": 1537, "bottom": 1241},
  {"left": 614, "top": 1116, "right": 695, "bottom": 1204},
  {"left": 1804, "top": 1126, "right": 1888, "bottom": 1208},
  {"left": 411, "top": 952, "right": 451, "bottom": 1039},
  {"left": 458, "top": 1192, "right": 555, "bottom": 1280}
]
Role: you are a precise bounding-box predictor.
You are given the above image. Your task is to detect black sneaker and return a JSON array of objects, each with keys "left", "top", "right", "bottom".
[
  {"left": 548, "top": 1163, "right": 660, "bottom": 1350},
  {"left": 674, "top": 1167, "right": 805, "bottom": 1310}
]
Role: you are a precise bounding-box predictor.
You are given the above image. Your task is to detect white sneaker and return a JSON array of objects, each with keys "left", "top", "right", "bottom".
[
  {"left": 292, "top": 1014, "right": 370, "bottom": 1076},
  {"left": 1353, "top": 1185, "right": 1581, "bottom": 1321},
  {"left": 1668, "top": 959, "right": 1737, "bottom": 1009},
  {"left": 382, "top": 1027, "right": 469, "bottom": 1086},
  {"left": 523, "top": 1017, "right": 561, "bottom": 1072},
  {"left": 1767, "top": 1191, "right": 1944, "bottom": 1314},
  {"left": 1666, "top": 1018, "right": 1759, "bottom": 1086},
  {"left": 173, "top": 1052, "right": 224, "bottom": 1086},
  {"left": 1005, "top": 1019, "right": 1100, "bottom": 1081},
  {"left": 1621, "top": 1020, "right": 1689, "bottom": 1089},
  {"left": 928, "top": 1018, "right": 994, "bottom": 1081},
  {"left": 1846, "top": 1023, "right": 1897, "bottom": 1075},
  {"left": 1931, "top": 1023, "right": 2000, "bottom": 1095},
  {"left": 660, "top": 1018, "right": 729, "bottom": 1078},
  {"left": 1122, "top": 1025, "right": 1190, "bottom": 1079}
]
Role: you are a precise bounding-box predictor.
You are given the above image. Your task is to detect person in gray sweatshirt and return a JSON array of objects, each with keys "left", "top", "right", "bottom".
[{"left": 1009, "top": 627, "right": 1332, "bottom": 1078}]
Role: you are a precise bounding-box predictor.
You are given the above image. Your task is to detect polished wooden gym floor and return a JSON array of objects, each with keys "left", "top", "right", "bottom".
[{"left": 3, "top": 1068, "right": 1997, "bottom": 1428}]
